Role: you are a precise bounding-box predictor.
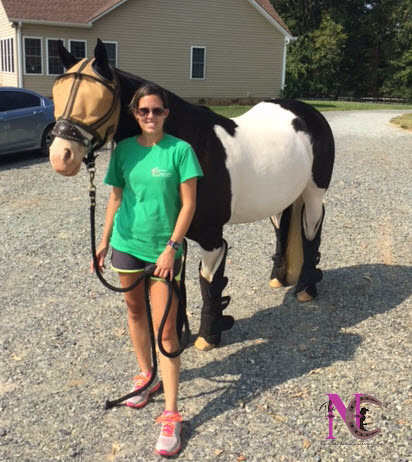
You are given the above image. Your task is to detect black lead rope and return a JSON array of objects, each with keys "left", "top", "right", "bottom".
[{"left": 86, "top": 159, "right": 190, "bottom": 410}]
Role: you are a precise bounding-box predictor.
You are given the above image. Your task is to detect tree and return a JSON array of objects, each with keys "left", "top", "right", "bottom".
[
  {"left": 271, "top": 0, "right": 412, "bottom": 98},
  {"left": 282, "top": 13, "right": 346, "bottom": 98},
  {"left": 270, "top": 0, "right": 328, "bottom": 35},
  {"left": 309, "top": 13, "right": 347, "bottom": 97},
  {"left": 380, "top": 0, "right": 412, "bottom": 98}
]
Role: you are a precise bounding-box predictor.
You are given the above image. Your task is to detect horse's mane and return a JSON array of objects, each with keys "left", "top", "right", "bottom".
[{"left": 114, "top": 67, "right": 237, "bottom": 141}]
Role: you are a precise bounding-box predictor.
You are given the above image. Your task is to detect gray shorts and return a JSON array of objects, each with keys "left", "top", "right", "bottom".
[{"left": 111, "top": 247, "right": 182, "bottom": 281}]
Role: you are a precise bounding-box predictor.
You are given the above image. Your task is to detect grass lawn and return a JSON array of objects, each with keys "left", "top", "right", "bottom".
[
  {"left": 390, "top": 113, "right": 412, "bottom": 130},
  {"left": 210, "top": 100, "right": 412, "bottom": 118}
]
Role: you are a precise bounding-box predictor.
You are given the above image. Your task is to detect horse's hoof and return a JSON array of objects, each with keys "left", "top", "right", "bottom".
[
  {"left": 296, "top": 290, "right": 314, "bottom": 302},
  {"left": 194, "top": 337, "right": 216, "bottom": 351},
  {"left": 269, "top": 278, "right": 283, "bottom": 288}
]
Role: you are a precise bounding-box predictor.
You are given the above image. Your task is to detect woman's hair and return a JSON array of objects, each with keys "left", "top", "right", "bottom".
[{"left": 129, "top": 83, "right": 169, "bottom": 113}]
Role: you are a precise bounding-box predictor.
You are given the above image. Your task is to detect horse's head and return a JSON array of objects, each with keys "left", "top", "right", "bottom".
[{"left": 49, "top": 39, "right": 120, "bottom": 176}]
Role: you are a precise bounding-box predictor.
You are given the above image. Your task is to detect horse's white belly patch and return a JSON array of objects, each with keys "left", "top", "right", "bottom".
[{"left": 214, "top": 102, "right": 313, "bottom": 224}]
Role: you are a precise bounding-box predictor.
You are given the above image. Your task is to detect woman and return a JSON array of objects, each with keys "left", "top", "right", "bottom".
[{"left": 92, "top": 83, "right": 203, "bottom": 456}]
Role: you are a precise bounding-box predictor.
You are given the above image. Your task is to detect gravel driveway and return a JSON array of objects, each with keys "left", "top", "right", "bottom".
[{"left": 1, "top": 110, "right": 411, "bottom": 462}]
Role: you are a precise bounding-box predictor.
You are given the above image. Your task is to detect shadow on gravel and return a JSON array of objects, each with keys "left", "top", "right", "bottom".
[
  {"left": 181, "top": 263, "right": 411, "bottom": 436},
  {"left": 0, "top": 151, "right": 48, "bottom": 171}
]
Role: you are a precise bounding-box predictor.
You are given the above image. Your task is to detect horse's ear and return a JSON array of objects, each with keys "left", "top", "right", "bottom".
[
  {"left": 57, "top": 40, "right": 78, "bottom": 70},
  {"left": 94, "top": 38, "right": 112, "bottom": 80}
]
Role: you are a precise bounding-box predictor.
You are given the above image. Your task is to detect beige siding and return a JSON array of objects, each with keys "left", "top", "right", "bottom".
[
  {"left": 92, "top": 0, "right": 285, "bottom": 99},
  {"left": 0, "top": 2, "right": 18, "bottom": 87},
  {"left": 20, "top": 24, "right": 93, "bottom": 97},
  {"left": 6, "top": 0, "right": 286, "bottom": 99}
]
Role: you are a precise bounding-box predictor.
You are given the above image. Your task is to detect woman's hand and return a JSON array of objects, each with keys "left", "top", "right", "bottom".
[
  {"left": 154, "top": 247, "right": 175, "bottom": 281},
  {"left": 91, "top": 242, "right": 109, "bottom": 273}
]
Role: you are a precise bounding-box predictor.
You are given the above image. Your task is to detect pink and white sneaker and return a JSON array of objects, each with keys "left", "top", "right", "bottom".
[
  {"left": 125, "top": 372, "right": 160, "bottom": 408},
  {"left": 155, "top": 410, "right": 183, "bottom": 457}
]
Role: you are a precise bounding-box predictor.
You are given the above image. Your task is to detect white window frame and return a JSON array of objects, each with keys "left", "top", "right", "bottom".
[
  {"left": 46, "top": 38, "right": 65, "bottom": 75},
  {"left": 23, "top": 36, "right": 43, "bottom": 75},
  {"left": 68, "top": 39, "right": 87, "bottom": 60},
  {"left": 190, "top": 46, "right": 206, "bottom": 80},
  {"left": 0, "top": 39, "right": 4, "bottom": 72},
  {"left": 1, "top": 37, "right": 15, "bottom": 73},
  {"left": 103, "top": 41, "right": 118, "bottom": 67}
]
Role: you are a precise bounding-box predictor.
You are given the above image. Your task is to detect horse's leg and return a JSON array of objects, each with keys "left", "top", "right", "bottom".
[
  {"left": 269, "top": 205, "right": 293, "bottom": 288},
  {"left": 295, "top": 181, "right": 326, "bottom": 301},
  {"left": 195, "top": 237, "right": 234, "bottom": 351}
]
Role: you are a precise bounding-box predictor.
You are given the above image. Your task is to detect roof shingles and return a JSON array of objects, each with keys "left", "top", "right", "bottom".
[
  {"left": 1, "top": 0, "right": 123, "bottom": 23},
  {"left": 2, "top": 0, "right": 291, "bottom": 35},
  {"left": 254, "top": 0, "right": 291, "bottom": 35}
]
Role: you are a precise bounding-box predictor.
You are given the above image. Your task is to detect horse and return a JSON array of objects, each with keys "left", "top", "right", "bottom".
[{"left": 49, "top": 39, "right": 335, "bottom": 351}]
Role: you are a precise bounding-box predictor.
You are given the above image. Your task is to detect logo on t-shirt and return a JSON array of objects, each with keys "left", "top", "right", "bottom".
[{"left": 151, "top": 167, "right": 172, "bottom": 177}]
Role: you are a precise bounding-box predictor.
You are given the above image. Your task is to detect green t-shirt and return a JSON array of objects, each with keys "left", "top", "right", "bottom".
[{"left": 104, "top": 133, "right": 203, "bottom": 262}]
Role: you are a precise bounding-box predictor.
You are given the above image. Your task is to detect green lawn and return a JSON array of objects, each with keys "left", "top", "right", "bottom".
[{"left": 210, "top": 100, "right": 412, "bottom": 118}]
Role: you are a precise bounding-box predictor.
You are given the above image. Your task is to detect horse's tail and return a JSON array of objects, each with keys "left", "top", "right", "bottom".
[{"left": 285, "top": 195, "right": 304, "bottom": 285}]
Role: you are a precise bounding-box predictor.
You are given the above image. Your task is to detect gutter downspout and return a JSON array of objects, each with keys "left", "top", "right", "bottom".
[
  {"left": 281, "top": 36, "right": 297, "bottom": 92},
  {"left": 16, "top": 21, "right": 23, "bottom": 88}
]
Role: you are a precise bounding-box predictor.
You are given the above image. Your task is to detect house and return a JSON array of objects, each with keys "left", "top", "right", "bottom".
[{"left": 0, "top": 0, "right": 292, "bottom": 103}]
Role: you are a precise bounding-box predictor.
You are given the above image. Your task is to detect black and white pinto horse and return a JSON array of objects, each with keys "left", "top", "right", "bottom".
[{"left": 50, "top": 40, "right": 334, "bottom": 351}]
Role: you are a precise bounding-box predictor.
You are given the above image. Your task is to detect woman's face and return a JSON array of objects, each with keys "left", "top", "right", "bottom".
[{"left": 133, "top": 94, "right": 169, "bottom": 136}]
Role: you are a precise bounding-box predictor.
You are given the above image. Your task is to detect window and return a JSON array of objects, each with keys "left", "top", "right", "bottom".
[
  {"left": 69, "top": 40, "right": 86, "bottom": 60},
  {"left": 1, "top": 38, "right": 15, "bottom": 73},
  {"left": 24, "top": 37, "right": 42, "bottom": 74},
  {"left": 0, "top": 90, "right": 40, "bottom": 111},
  {"left": 47, "top": 39, "right": 64, "bottom": 75},
  {"left": 191, "top": 46, "right": 206, "bottom": 79},
  {"left": 103, "top": 42, "right": 117, "bottom": 67}
]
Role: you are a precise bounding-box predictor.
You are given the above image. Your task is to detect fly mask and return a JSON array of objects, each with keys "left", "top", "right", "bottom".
[{"left": 52, "top": 58, "right": 121, "bottom": 152}]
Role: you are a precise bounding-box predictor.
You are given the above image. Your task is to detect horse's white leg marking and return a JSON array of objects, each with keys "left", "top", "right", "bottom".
[
  {"left": 199, "top": 245, "right": 226, "bottom": 283},
  {"left": 302, "top": 180, "right": 326, "bottom": 241},
  {"left": 270, "top": 212, "right": 283, "bottom": 229},
  {"left": 268, "top": 212, "right": 285, "bottom": 288}
]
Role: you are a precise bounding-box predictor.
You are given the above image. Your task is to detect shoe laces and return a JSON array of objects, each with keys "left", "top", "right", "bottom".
[
  {"left": 132, "top": 372, "right": 151, "bottom": 390},
  {"left": 156, "top": 412, "right": 182, "bottom": 437}
]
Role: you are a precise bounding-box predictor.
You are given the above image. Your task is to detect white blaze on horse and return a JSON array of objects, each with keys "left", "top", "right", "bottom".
[{"left": 49, "top": 40, "right": 334, "bottom": 351}]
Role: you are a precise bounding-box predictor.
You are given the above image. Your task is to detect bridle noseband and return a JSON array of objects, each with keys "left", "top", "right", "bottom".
[{"left": 51, "top": 120, "right": 94, "bottom": 148}]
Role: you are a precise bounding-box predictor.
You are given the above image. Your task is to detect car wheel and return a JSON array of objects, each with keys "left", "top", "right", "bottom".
[{"left": 41, "top": 124, "right": 55, "bottom": 157}]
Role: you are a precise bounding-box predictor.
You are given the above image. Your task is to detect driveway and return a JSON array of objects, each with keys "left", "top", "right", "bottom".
[{"left": 0, "top": 110, "right": 411, "bottom": 461}]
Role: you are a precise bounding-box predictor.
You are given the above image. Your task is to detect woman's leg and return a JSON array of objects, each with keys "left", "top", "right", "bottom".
[
  {"left": 150, "top": 279, "right": 180, "bottom": 413},
  {"left": 119, "top": 272, "right": 152, "bottom": 373}
]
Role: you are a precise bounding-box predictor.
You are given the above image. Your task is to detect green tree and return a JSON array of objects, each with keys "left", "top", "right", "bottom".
[
  {"left": 309, "top": 13, "right": 347, "bottom": 97},
  {"left": 382, "top": 49, "right": 412, "bottom": 99},
  {"left": 282, "top": 13, "right": 346, "bottom": 98},
  {"left": 270, "top": 0, "right": 327, "bottom": 35},
  {"left": 271, "top": 0, "right": 411, "bottom": 98},
  {"left": 324, "top": 1, "right": 376, "bottom": 95},
  {"left": 380, "top": 0, "right": 412, "bottom": 99}
]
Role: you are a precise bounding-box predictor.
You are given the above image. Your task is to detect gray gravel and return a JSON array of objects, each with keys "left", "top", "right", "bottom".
[{"left": 1, "top": 110, "right": 411, "bottom": 462}]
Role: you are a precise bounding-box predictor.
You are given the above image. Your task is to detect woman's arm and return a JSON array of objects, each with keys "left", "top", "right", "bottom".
[
  {"left": 90, "top": 186, "right": 123, "bottom": 273},
  {"left": 154, "top": 177, "right": 197, "bottom": 280}
]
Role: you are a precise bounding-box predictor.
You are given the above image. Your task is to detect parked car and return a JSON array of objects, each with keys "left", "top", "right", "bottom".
[{"left": 0, "top": 87, "right": 55, "bottom": 157}]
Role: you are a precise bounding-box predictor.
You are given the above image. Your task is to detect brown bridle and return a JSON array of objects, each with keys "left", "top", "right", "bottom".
[{"left": 51, "top": 58, "right": 121, "bottom": 153}]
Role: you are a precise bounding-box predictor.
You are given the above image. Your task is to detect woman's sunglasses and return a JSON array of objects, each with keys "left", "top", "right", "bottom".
[{"left": 136, "top": 107, "right": 166, "bottom": 117}]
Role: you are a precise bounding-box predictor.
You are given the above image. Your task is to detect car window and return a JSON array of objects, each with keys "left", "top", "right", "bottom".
[{"left": 0, "top": 91, "right": 41, "bottom": 111}]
